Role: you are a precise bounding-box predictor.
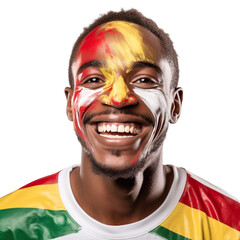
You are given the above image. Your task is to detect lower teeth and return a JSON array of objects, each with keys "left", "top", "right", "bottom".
[{"left": 100, "top": 134, "right": 134, "bottom": 138}]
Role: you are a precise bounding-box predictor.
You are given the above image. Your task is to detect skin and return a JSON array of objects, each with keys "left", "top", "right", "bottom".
[{"left": 65, "top": 21, "right": 183, "bottom": 225}]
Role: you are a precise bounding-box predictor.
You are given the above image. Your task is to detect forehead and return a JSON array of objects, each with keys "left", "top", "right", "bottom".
[{"left": 73, "top": 21, "right": 164, "bottom": 73}]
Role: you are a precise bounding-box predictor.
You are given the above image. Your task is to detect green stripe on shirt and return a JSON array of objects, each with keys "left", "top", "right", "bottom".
[
  {"left": 150, "top": 225, "right": 192, "bottom": 240},
  {"left": 0, "top": 208, "right": 80, "bottom": 240}
]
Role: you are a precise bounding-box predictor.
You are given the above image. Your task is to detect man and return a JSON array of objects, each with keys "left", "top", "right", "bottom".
[{"left": 0, "top": 9, "right": 239, "bottom": 240}]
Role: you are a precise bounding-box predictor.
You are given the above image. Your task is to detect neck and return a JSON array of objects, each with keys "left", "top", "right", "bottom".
[{"left": 70, "top": 148, "right": 173, "bottom": 225}]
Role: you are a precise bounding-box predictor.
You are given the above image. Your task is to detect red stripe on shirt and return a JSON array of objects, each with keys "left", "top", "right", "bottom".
[
  {"left": 180, "top": 173, "right": 240, "bottom": 231},
  {"left": 20, "top": 172, "right": 59, "bottom": 189}
]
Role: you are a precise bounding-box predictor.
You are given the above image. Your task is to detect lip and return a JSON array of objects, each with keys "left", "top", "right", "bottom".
[
  {"left": 87, "top": 113, "right": 151, "bottom": 125},
  {"left": 85, "top": 114, "right": 153, "bottom": 149}
]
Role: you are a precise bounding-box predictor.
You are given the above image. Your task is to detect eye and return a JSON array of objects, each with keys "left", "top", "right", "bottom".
[
  {"left": 85, "top": 77, "right": 102, "bottom": 83},
  {"left": 136, "top": 78, "right": 153, "bottom": 83},
  {"left": 82, "top": 77, "right": 105, "bottom": 89},
  {"left": 131, "top": 77, "right": 159, "bottom": 89}
]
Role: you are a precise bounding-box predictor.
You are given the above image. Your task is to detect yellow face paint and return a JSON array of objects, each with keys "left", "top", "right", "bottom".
[
  {"left": 96, "top": 21, "right": 155, "bottom": 105},
  {"left": 100, "top": 75, "right": 129, "bottom": 105}
]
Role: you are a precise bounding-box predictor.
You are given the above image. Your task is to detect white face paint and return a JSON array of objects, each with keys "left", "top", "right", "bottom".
[
  {"left": 133, "top": 87, "right": 168, "bottom": 155},
  {"left": 72, "top": 86, "right": 104, "bottom": 145},
  {"left": 131, "top": 59, "right": 173, "bottom": 157},
  {"left": 159, "top": 59, "right": 173, "bottom": 92}
]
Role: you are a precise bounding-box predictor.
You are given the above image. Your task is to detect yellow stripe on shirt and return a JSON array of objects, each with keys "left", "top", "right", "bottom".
[
  {"left": 161, "top": 202, "right": 240, "bottom": 240},
  {"left": 0, "top": 184, "right": 66, "bottom": 211}
]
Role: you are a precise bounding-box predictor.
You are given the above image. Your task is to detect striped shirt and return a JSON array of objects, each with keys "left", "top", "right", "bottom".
[{"left": 0, "top": 165, "right": 239, "bottom": 239}]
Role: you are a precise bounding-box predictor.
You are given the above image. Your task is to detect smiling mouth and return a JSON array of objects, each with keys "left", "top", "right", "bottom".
[
  {"left": 85, "top": 113, "right": 151, "bottom": 143},
  {"left": 97, "top": 122, "right": 142, "bottom": 138}
]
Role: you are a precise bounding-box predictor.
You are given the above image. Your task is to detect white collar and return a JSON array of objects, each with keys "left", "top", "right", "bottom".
[{"left": 58, "top": 165, "right": 186, "bottom": 239}]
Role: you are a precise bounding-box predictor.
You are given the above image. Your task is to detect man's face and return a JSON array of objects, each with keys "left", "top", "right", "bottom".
[{"left": 69, "top": 21, "right": 175, "bottom": 177}]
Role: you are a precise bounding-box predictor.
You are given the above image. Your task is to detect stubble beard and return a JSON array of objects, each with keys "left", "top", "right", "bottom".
[{"left": 75, "top": 127, "right": 168, "bottom": 179}]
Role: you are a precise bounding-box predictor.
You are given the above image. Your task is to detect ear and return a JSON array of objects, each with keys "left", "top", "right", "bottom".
[
  {"left": 65, "top": 87, "right": 73, "bottom": 121},
  {"left": 169, "top": 87, "right": 183, "bottom": 124}
]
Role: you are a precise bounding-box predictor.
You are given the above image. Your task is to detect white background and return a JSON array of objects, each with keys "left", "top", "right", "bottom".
[{"left": 0, "top": 0, "right": 239, "bottom": 199}]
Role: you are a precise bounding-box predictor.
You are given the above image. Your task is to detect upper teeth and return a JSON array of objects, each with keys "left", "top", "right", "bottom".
[{"left": 97, "top": 123, "right": 141, "bottom": 135}]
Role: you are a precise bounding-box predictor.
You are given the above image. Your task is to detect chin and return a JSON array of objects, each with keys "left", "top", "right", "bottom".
[
  {"left": 76, "top": 131, "right": 140, "bottom": 178},
  {"left": 87, "top": 149, "right": 148, "bottom": 179},
  {"left": 75, "top": 127, "right": 167, "bottom": 179},
  {"left": 91, "top": 157, "right": 146, "bottom": 179}
]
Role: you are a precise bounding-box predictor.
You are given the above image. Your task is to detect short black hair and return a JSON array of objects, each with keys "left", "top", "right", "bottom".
[{"left": 68, "top": 9, "right": 179, "bottom": 89}]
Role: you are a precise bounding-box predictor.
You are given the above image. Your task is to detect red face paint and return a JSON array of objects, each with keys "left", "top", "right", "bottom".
[
  {"left": 71, "top": 24, "right": 125, "bottom": 146},
  {"left": 131, "top": 147, "right": 142, "bottom": 166},
  {"left": 73, "top": 26, "right": 118, "bottom": 75}
]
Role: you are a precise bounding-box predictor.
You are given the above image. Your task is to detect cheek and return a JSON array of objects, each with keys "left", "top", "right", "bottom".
[
  {"left": 73, "top": 87, "right": 103, "bottom": 139},
  {"left": 133, "top": 88, "right": 168, "bottom": 129}
]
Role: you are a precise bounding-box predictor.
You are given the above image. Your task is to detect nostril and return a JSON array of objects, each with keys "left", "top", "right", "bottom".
[
  {"left": 100, "top": 91, "right": 138, "bottom": 108},
  {"left": 127, "top": 95, "right": 137, "bottom": 104},
  {"left": 110, "top": 94, "right": 138, "bottom": 108},
  {"left": 111, "top": 98, "right": 122, "bottom": 106}
]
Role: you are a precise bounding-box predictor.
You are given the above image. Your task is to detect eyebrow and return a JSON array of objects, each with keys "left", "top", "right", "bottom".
[
  {"left": 132, "top": 61, "right": 162, "bottom": 74},
  {"left": 77, "top": 60, "right": 106, "bottom": 75},
  {"left": 77, "top": 60, "right": 162, "bottom": 75}
]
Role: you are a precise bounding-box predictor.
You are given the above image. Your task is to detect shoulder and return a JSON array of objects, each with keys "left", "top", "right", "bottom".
[
  {"left": 0, "top": 171, "right": 80, "bottom": 240},
  {"left": 180, "top": 170, "right": 240, "bottom": 234},
  {"left": 181, "top": 170, "right": 239, "bottom": 207},
  {"left": 0, "top": 171, "right": 62, "bottom": 212},
  {"left": 159, "top": 167, "right": 240, "bottom": 239}
]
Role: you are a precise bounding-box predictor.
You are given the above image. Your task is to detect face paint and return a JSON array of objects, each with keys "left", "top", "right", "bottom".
[
  {"left": 72, "top": 21, "right": 157, "bottom": 146},
  {"left": 97, "top": 21, "right": 154, "bottom": 105},
  {"left": 133, "top": 87, "right": 167, "bottom": 155},
  {"left": 73, "top": 86, "right": 103, "bottom": 140},
  {"left": 133, "top": 59, "right": 172, "bottom": 160},
  {"left": 71, "top": 21, "right": 171, "bottom": 172}
]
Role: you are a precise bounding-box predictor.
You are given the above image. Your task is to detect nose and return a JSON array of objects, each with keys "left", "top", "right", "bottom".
[{"left": 100, "top": 75, "right": 138, "bottom": 108}]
